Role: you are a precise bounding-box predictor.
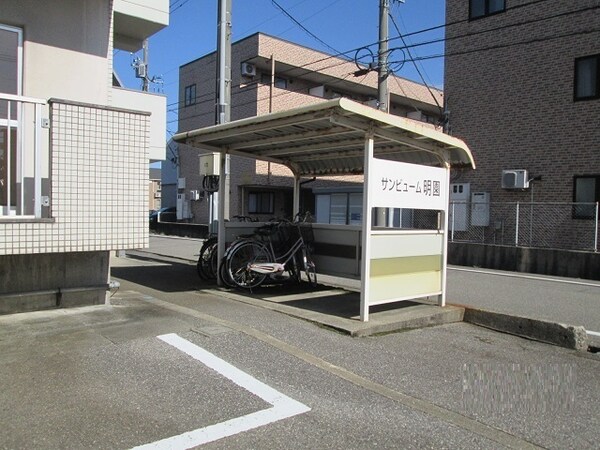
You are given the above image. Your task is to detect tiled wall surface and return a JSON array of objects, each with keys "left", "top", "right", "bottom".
[{"left": 0, "top": 100, "right": 149, "bottom": 255}]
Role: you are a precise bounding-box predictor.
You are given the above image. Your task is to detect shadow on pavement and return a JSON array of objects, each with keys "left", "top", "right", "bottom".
[{"left": 111, "top": 258, "right": 208, "bottom": 293}]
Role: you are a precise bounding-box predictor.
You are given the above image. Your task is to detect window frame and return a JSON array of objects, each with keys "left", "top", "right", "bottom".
[
  {"left": 572, "top": 175, "right": 600, "bottom": 220},
  {"left": 184, "top": 84, "right": 196, "bottom": 107},
  {"left": 260, "top": 74, "right": 288, "bottom": 89},
  {"left": 574, "top": 54, "right": 600, "bottom": 101},
  {"left": 248, "top": 191, "right": 274, "bottom": 215},
  {"left": 469, "top": 0, "right": 506, "bottom": 20}
]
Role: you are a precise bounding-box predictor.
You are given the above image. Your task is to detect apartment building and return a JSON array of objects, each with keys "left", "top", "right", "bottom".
[
  {"left": 444, "top": 0, "right": 600, "bottom": 248},
  {"left": 174, "top": 33, "right": 444, "bottom": 225},
  {"left": 0, "top": 0, "right": 168, "bottom": 313},
  {"left": 149, "top": 168, "right": 162, "bottom": 212}
]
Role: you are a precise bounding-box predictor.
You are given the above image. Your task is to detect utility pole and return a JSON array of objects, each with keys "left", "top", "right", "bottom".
[
  {"left": 377, "top": 0, "right": 391, "bottom": 227},
  {"left": 215, "top": 0, "right": 232, "bottom": 285},
  {"left": 142, "top": 39, "right": 149, "bottom": 92},
  {"left": 378, "top": 0, "right": 390, "bottom": 113},
  {"left": 216, "top": 0, "right": 231, "bottom": 125}
]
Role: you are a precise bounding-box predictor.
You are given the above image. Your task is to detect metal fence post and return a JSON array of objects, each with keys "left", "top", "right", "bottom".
[
  {"left": 451, "top": 202, "right": 455, "bottom": 242},
  {"left": 595, "top": 202, "right": 599, "bottom": 252},
  {"left": 515, "top": 202, "right": 520, "bottom": 246}
]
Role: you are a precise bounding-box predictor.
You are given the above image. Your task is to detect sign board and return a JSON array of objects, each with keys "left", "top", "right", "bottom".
[{"left": 369, "top": 158, "right": 447, "bottom": 210}]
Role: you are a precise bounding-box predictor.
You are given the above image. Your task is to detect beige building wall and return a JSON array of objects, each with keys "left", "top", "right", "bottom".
[{"left": 177, "top": 33, "right": 444, "bottom": 224}]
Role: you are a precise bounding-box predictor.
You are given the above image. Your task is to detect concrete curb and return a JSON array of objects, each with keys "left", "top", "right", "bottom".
[{"left": 463, "top": 308, "right": 589, "bottom": 351}]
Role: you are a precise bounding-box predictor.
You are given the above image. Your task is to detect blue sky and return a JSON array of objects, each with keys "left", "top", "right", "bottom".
[{"left": 114, "top": 0, "right": 446, "bottom": 142}]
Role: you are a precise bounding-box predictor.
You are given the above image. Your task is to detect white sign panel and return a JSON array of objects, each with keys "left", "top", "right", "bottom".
[{"left": 369, "top": 158, "right": 447, "bottom": 210}]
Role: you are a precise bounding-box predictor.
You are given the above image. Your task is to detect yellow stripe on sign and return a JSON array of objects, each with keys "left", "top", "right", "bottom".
[
  {"left": 370, "top": 255, "right": 441, "bottom": 277},
  {"left": 369, "top": 271, "right": 442, "bottom": 303}
]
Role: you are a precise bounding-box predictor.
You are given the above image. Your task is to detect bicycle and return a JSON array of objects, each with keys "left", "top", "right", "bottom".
[
  {"left": 222, "top": 219, "right": 317, "bottom": 289},
  {"left": 196, "top": 215, "right": 257, "bottom": 281}
]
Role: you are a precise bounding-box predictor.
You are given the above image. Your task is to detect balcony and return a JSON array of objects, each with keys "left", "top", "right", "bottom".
[
  {"left": 0, "top": 93, "right": 48, "bottom": 219},
  {"left": 113, "top": 0, "right": 169, "bottom": 52},
  {"left": 111, "top": 87, "right": 166, "bottom": 161}
]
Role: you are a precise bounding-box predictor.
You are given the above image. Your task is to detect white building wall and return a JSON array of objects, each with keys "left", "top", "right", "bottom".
[{"left": 0, "top": 100, "right": 149, "bottom": 255}]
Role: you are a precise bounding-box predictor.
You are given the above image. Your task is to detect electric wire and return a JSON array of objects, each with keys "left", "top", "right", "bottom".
[
  {"left": 164, "top": 0, "right": 588, "bottom": 114},
  {"left": 388, "top": 12, "right": 443, "bottom": 116},
  {"left": 153, "top": 0, "right": 563, "bottom": 112},
  {"left": 271, "top": 0, "right": 341, "bottom": 54}
]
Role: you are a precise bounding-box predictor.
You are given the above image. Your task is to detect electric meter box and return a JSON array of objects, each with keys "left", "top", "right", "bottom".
[
  {"left": 199, "top": 153, "right": 220, "bottom": 176},
  {"left": 471, "top": 192, "right": 490, "bottom": 227},
  {"left": 449, "top": 183, "right": 470, "bottom": 231}
]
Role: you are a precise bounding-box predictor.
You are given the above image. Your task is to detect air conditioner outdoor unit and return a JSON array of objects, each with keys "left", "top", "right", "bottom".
[
  {"left": 502, "top": 169, "right": 529, "bottom": 189},
  {"left": 241, "top": 62, "right": 256, "bottom": 77}
]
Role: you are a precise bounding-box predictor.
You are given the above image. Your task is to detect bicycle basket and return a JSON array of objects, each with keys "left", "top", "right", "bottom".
[{"left": 297, "top": 223, "right": 314, "bottom": 244}]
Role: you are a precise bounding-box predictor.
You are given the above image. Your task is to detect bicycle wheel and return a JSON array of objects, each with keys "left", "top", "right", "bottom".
[
  {"left": 302, "top": 247, "right": 317, "bottom": 287},
  {"left": 226, "top": 241, "right": 270, "bottom": 289},
  {"left": 218, "top": 258, "right": 236, "bottom": 287},
  {"left": 197, "top": 237, "right": 217, "bottom": 280}
]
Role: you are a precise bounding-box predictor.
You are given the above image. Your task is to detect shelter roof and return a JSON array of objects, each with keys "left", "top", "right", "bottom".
[{"left": 174, "top": 98, "right": 475, "bottom": 177}]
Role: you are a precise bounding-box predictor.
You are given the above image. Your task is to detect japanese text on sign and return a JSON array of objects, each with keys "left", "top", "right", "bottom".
[
  {"left": 380, "top": 177, "right": 441, "bottom": 197},
  {"left": 369, "top": 158, "right": 447, "bottom": 210}
]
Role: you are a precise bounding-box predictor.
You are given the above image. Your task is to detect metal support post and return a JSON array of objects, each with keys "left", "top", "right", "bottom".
[
  {"left": 515, "top": 202, "right": 520, "bottom": 246},
  {"left": 595, "top": 202, "right": 599, "bottom": 252},
  {"left": 293, "top": 175, "right": 301, "bottom": 218},
  {"left": 360, "top": 131, "right": 375, "bottom": 322}
]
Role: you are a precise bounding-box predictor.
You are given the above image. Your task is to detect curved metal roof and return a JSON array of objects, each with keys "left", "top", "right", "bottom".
[{"left": 174, "top": 98, "right": 475, "bottom": 176}]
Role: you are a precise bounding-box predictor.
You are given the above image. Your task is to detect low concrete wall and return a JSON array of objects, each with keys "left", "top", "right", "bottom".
[
  {"left": 0, "top": 251, "right": 109, "bottom": 314},
  {"left": 151, "top": 222, "right": 209, "bottom": 239},
  {"left": 449, "top": 243, "right": 600, "bottom": 281},
  {"left": 464, "top": 308, "right": 588, "bottom": 351}
]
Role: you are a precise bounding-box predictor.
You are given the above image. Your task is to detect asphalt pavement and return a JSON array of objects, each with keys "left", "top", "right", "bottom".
[
  {"left": 141, "top": 235, "right": 600, "bottom": 334},
  {"left": 1, "top": 235, "right": 599, "bottom": 449}
]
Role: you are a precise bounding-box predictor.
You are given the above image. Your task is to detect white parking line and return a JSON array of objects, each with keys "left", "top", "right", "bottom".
[
  {"left": 586, "top": 330, "right": 600, "bottom": 337},
  {"left": 131, "top": 333, "right": 310, "bottom": 449}
]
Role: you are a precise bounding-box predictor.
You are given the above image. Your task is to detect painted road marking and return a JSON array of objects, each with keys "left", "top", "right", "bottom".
[
  {"left": 586, "top": 330, "right": 600, "bottom": 337},
  {"left": 131, "top": 333, "right": 310, "bottom": 450}
]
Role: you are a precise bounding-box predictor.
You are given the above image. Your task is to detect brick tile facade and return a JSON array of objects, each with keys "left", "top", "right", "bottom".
[
  {"left": 177, "top": 33, "right": 444, "bottom": 223},
  {"left": 445, "top": 0, "right": 600, "bottom": 247}
]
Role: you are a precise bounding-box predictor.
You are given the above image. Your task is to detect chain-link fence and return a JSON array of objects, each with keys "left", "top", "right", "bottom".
[{"left": 449, "top": 202, "right": 599, "bottom": 252}]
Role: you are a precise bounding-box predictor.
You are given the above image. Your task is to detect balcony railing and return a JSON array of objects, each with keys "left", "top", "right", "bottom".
[{"left": 0, "top": 93, "right": 47, "bottom": 218}]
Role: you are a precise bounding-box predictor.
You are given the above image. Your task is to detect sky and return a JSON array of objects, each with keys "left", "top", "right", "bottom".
[{"left": 113, "top": 0, "right": 447, "bottom": 159}]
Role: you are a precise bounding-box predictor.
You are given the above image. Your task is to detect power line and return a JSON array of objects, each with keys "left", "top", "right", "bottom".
[
  {"left": 391, "top": 3, "right": 600, "bottom": 56},
  {"left": 169, "top": 68, "right": 358, "bottom": 125},
  {"left": 388, "top": 11, "right": 442, "bottom": 115},
  {"left": 389, "top": 27, "right": 600, "bottom": 64},
  {"left": 270, "top": 0, "right": 341, "bottom": 54},
  {"left": 153, "top": 0, "right": 558, "bottom": 97},
  {"left": 167, "top": 0, "right": 583, "bottom": 115}
]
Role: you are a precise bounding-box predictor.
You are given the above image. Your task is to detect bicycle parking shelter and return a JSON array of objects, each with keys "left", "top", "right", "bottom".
[{"left": 174, "top": 98, "right": 475, "bottom": 321}]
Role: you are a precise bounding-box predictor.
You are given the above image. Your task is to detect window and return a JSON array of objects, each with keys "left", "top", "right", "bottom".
[
  {"left": 260, "top": 74, "right": 287, "bottom": 89},
  {"left": 573, "top": 175, "right": 600, "bottom": 219},
  {"left": 315, "top": 192, "right": 363, "bottom": 225},
  {"left": 0, "top": 24, "right": 21, "bottom": 216},
  {"left": 184, "top": 84, "right": 196, "bottom": 106},
  {"left": 574, "top": 55, "right": 600, "bottom": 101},
  {"left": 470, "top": 0, "right": 505, "bottom": 19},
  {"left": 248, "top": 191, "right": 274, "bottom": 214}
]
